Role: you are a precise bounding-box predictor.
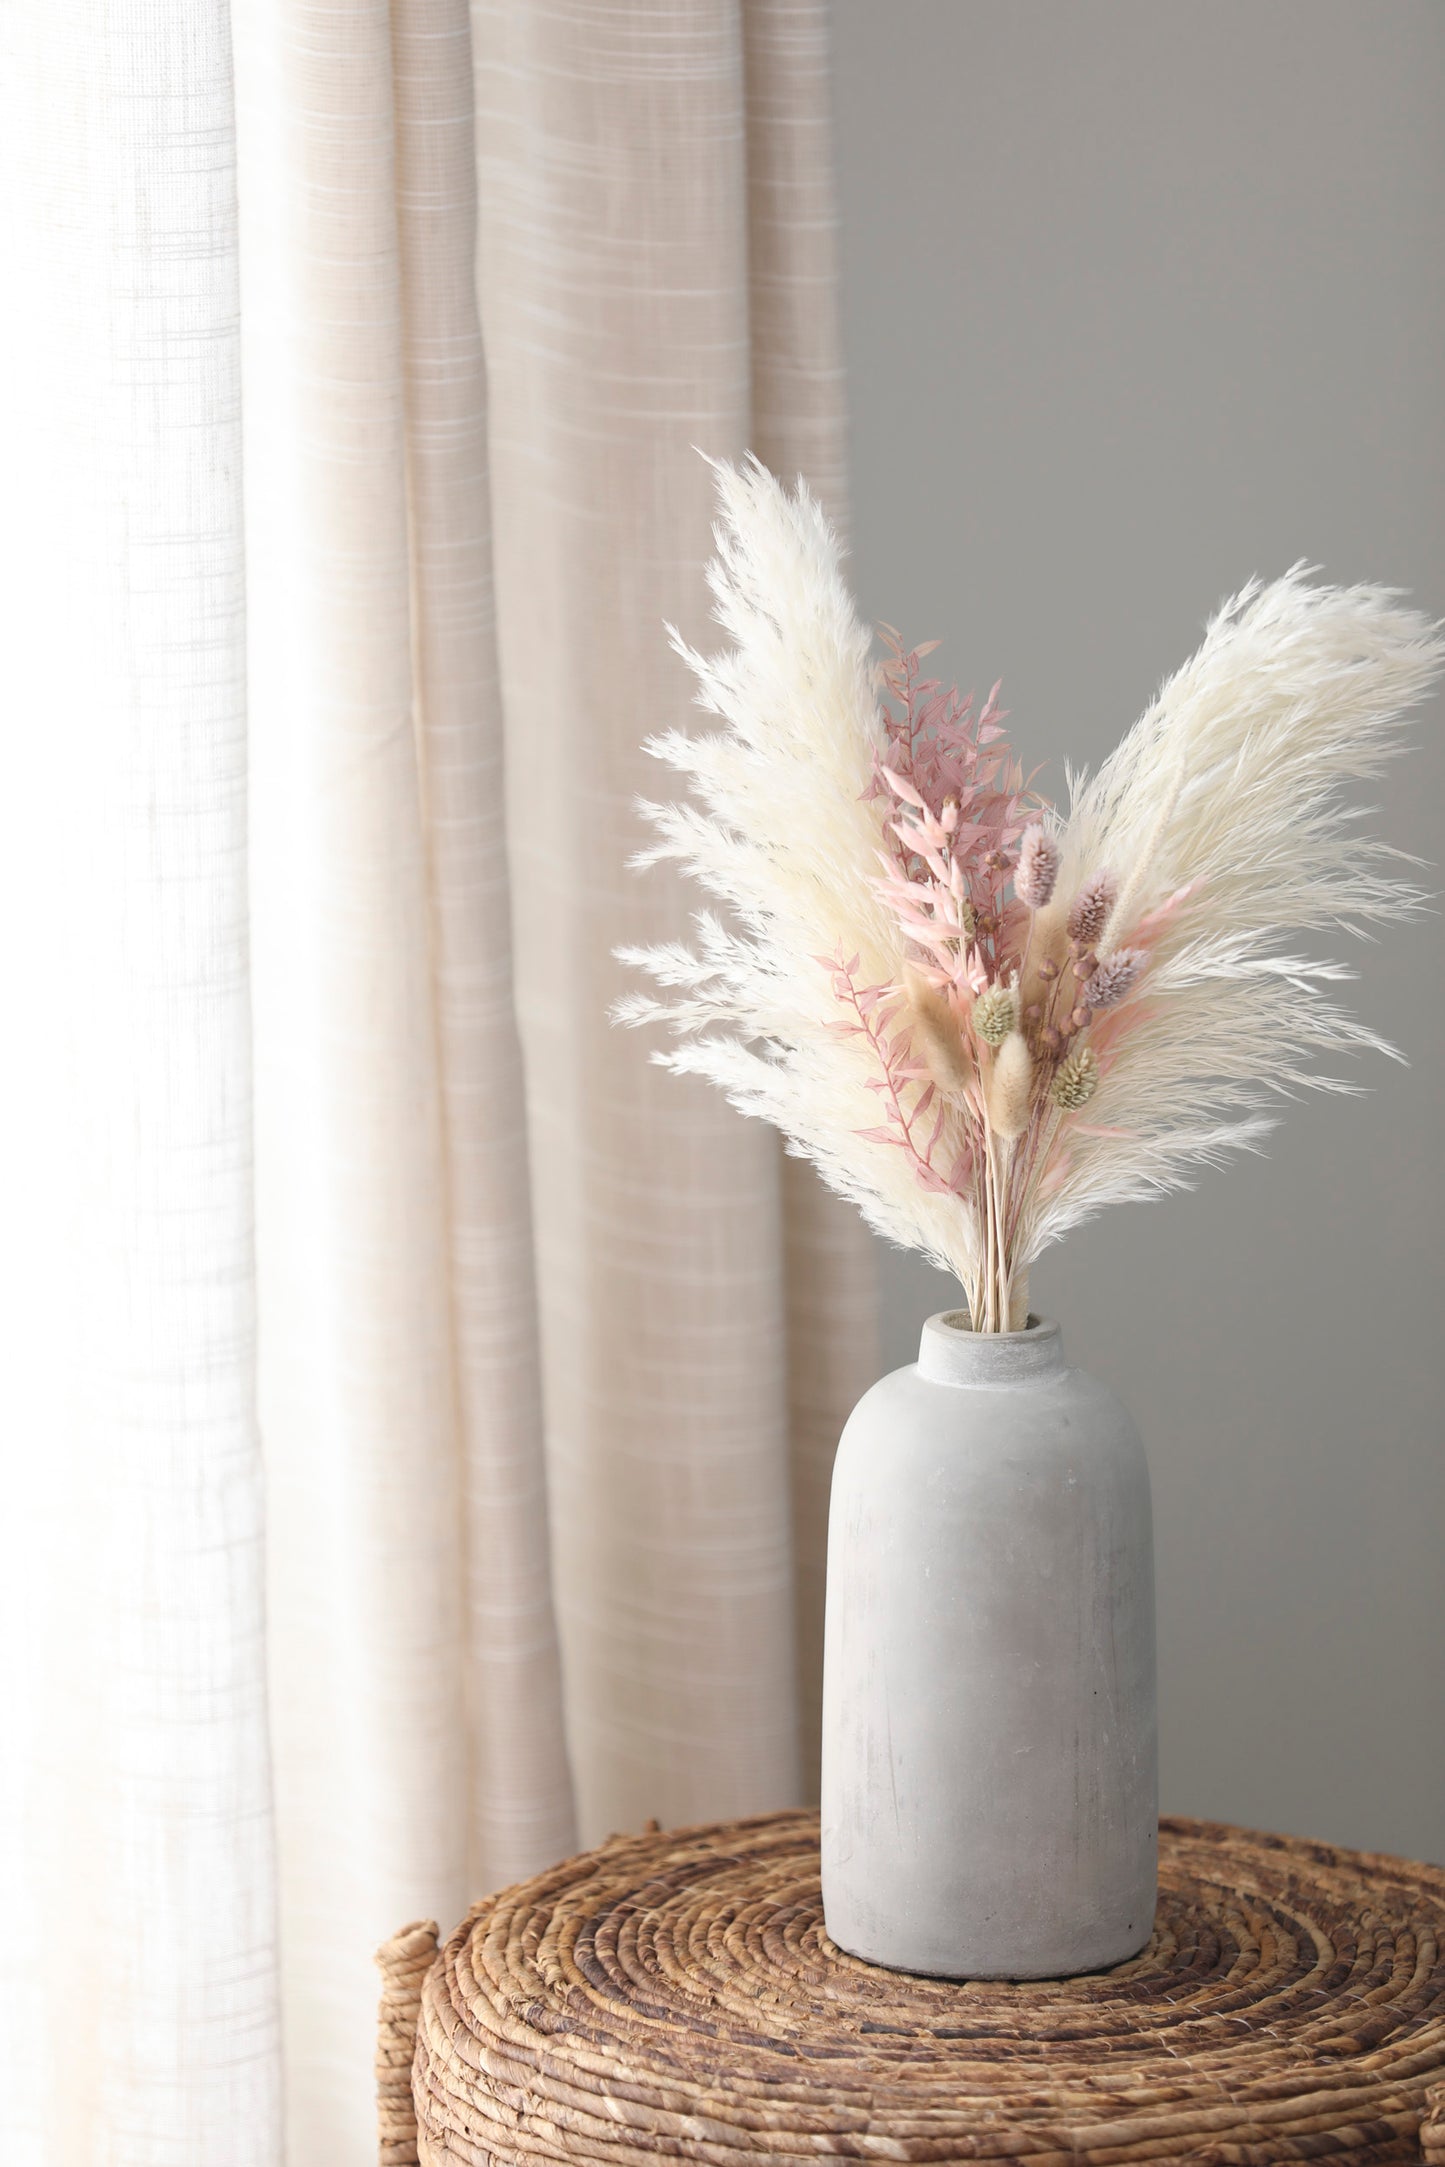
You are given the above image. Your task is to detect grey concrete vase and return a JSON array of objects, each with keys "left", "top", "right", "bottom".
[{"left": 820, "top": 1310, "right": 1157, "bottom": 1980}]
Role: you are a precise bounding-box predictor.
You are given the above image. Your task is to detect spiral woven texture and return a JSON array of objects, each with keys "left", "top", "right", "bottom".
[{"left": 399, "top": 1810, "right": 1445, "bottom": 2165}]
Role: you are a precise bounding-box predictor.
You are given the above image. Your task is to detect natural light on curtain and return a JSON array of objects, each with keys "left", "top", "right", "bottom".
[
  {"left": 0, "top": 0, "right": 282, "bottom": 2158},
  {"left": 0, "top": 0, "right": 876, "bottom": 2158}
]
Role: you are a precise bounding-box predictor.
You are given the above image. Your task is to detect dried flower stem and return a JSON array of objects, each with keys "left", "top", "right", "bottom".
[{"left": 835, "top": 962, "right": 937, "bottom": 1189}]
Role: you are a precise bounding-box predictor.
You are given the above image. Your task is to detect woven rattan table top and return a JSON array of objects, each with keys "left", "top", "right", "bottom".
[{"left": 378, "top": 1808, "right": 1445, "bottom": 2165}]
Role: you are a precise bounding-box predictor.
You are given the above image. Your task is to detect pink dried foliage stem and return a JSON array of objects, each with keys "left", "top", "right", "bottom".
[
  {"left": 854, "top": 636, "right": 1141, "bottom": 1321},
  {"left": 829, "top": 952, "right": 970, "bottom": 1200},
  {"left": 870, "top": 631, "right": 1043, "bottom": 983}
]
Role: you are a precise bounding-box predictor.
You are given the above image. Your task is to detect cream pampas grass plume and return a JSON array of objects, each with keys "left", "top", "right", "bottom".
[{"left": 619, "top": 458, "right": 1444, "bottom": 1329}]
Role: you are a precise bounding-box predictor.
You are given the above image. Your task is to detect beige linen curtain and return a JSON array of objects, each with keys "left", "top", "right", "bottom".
[
  {"left": 1, "top": 0, "right": 876, "bottom": 2158},
  {"left": 473, "top": 0, "right": 878, "bottom": 1838}
]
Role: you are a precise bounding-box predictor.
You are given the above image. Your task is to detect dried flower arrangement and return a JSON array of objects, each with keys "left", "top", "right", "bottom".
[{"left": 617, "top": 459, "right": 1443, "bottom": 1331}]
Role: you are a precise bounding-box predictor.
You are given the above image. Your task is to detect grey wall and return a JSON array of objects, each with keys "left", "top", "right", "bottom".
[{"left": 831, "top": 0, "right": 1445, "bottom": 1863}]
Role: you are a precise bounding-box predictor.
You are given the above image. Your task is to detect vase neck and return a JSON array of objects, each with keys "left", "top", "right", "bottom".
[{"left": 917, "top": 1311, "right": 1065, "bottom": 1386}]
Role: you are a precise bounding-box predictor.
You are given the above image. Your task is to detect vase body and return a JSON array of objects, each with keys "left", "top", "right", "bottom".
[{"left": 820, "top": 1311, "right": 1157, "bottom": 1979}]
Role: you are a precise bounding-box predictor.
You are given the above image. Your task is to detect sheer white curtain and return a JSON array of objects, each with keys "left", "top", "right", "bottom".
[
  {"left": 0, "top": 0, "right": 876, "bottom": 2158},
  {"left": 0, "top": 2, "right": 282, "bottom": 2160}
]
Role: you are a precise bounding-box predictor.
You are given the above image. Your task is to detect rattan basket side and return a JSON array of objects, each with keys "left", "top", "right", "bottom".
[{"left": 375, "top": 1918, "right": 439, "bottom": 2167}]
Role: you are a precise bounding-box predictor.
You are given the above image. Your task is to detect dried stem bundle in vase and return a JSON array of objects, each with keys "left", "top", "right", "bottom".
[{"left": 618, "top": 459, "right": 1443, "bottom": 1331}]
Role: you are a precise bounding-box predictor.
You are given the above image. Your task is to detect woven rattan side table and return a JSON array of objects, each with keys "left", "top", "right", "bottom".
[{"left": 377, "top": 1809, "right": 1445, "bottom": 2165}]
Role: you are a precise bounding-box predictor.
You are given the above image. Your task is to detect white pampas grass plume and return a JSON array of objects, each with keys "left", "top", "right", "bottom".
[
  {"left": 617, "top": 456, "right": 986, "bottom": 1286},
  {"left": 972, "top": 985, "right": 1016, "bottom": 1046},
  {"left": 1012, "top": 570, "right": 1445, "bottom": 1270},
  {"left": 988, "top": 1032, "right": 1034, "bottom": 1140},
  {"left": 1062, "top": 571, "right": 1438, "bottom": 948},
  {"left": 1015, "top": 824, "right": 1060, "bottom": 909},
  {"left": 1103, "top": 758, "right": 1183, "bottom": 951}
]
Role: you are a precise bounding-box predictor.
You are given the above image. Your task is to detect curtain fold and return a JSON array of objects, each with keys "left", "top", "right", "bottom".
[
  {"left": 234, "top": 0, "right": 578, "bottom": 2154},
  {"left": 392, "top": 0, "right": 579, "bottom": 1900},
  {"left": 3, "top": 0, "right": 874, "bottom": 2155},
  {"left": 474, "top": 0, "right": 797, "bottom": 1844},
  {"left": 742, "top": 0, "right": 883, "bottom": 1788},
  {"left": 473, "top": 0, "right": 879, "bottom": 1844}
]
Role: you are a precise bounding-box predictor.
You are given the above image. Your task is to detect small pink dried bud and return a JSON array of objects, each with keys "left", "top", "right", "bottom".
[
  {"left": 1023, "top": 1003, "right": 1041, "bottom": 1023},
  {"left": 1038, "top": 1024, "right": 1064, "bottom": 1055},
  {"left": 1087, "top": 947, "right": 1148, "bottom": 1009},
  {"left": 1071, "top": 1005, "right": 1093, "bottom": 1031},
  {"left": 1072, "top": 948, "right": 1097, "bottom": 980},
  {"left": 985, "top": 848, "right": 1010, "bottom": 874},
  {"left": 1037, "top": 956, "right": 1059, "bottom": 982},
  {"left": 975, "top": 912, "right": 998, "bottom": 937},
  {"left": 1066, "top": 869, "right": 1118, "bottom": 947},
  {"left": 1015, "top": 825, "right": 1060, "bottom": 910}
]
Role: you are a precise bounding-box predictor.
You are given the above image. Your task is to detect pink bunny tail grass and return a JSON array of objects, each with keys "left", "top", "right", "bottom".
[
  {"left": 1066, "top": 869, "right": 1118, "bottom": 947},
  {"left": 1015, "top": 824, "right": 1060, "bottom": 910},
  {"left": 1087, "top": 947, "right": 1148, "bottom": 1010}
]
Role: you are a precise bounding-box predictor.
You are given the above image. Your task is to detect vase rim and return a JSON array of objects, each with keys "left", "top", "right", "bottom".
[{"left": 917, "top": 1309, "right": 1065, "bottom": 1386}]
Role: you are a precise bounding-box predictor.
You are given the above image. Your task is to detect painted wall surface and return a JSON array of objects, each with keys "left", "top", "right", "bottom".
[{"left": 831, "top": 0, "right": 1445, "bottom": 1863}]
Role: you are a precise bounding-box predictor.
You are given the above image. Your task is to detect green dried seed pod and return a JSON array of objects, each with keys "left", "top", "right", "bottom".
[
  {"left": 972, "top": 985, "right": 1016, "bottom": 1047},
  {"left": 1051, "top": 1045, "right": 1099, "bottom": 1110}
]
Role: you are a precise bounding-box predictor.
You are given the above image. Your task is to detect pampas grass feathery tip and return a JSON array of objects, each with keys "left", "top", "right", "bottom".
[{"left": 619, "top": 456, "right": 1444, "bottom": 1314}]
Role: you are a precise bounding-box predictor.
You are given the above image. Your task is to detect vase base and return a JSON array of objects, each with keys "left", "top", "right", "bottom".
[{"left": 826, "top": 1919, "right": 1155, "bottom": 1984}]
